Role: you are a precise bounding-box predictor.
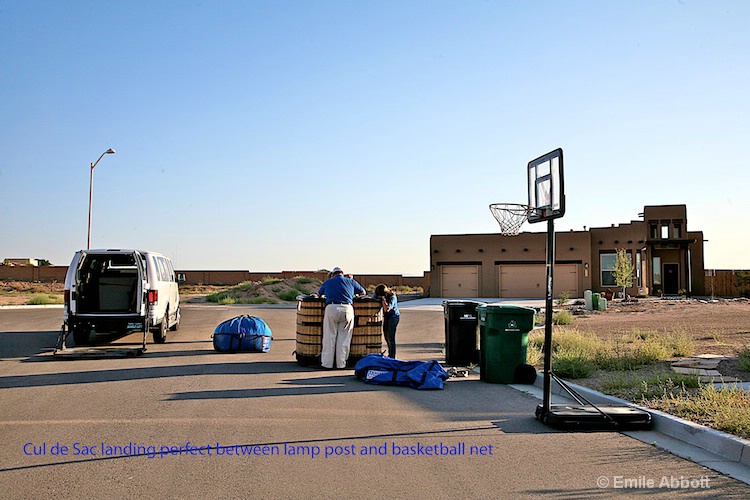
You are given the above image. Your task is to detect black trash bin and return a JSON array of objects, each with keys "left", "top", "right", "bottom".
[{"left": 443, "top": 300, "right": 482, "bottom": 366}]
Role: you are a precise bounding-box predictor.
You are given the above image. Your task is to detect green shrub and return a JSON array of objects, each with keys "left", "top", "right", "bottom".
[
  {"left": 366, "top": 284, "right": 423, "bottom": 295},
  {"left": 233, "top": 281, "right": 255, "bottom": 291},
  {"left": 552, "top": 350, "right": 595, "bottom": 378},
  {"left": 550, "top": 329, "right": 600, "bottom": 357},
  {"left": 662, "top": 329, "right": 695, "bottom": 358},
  {"left": 218, "top": 296, "right": 237, "bottom": 305},
  {"left": 534, "top": 313, "right": 546, "bottom": 327},
  {"left": 738, "top": 347, "right": 750, "bottom": 372},
  {"left": 556, "top": 292, "right": 571, "bottom": 307},
  {"left": 261, "top": 276, "right": 283, "bottom": 286},
  {"left": 206, "top": 292, "right": 226, "bottom": 303},
  {"left": 552, "top": 310, "right": 574, "bottom": 325},
  {"left": 596, "top": 339, "right": 670, "bottom": 371},
  {"left": 601, "top": 371, "right": 701, "bottom": 401},
  {"left": 248, "top": 297, "right": 279, "bottom": 304},
  {"left": 294, "top": 276, "right": 315, "bottom": 284},
  {"left": 624, "top": 329, "right": 658, "bottom": 343},
  {"left": 27, "top": 293, "right": 63, "bottom": 305},
  {"left": 279, "top": 290, "right": 300, "bottom": 301},
  {"left": 646, "top": 384, "right": 750, "bottom": 439},
  {"left": 526, "top": 342, "right": 543, "bottom": 366}
]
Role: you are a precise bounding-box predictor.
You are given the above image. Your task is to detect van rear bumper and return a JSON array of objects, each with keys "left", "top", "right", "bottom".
[{"left": 69, "top": 314, "right": 148, "bottom": 333}]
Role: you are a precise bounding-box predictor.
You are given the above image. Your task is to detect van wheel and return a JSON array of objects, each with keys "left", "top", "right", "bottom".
[
  {"left": 72, "top": 324, "right": 91, "bottom": 346},
  {"left": 169, "top": 307, "right": 180, "bottom": 331},
  {"left": 153, "top": 315, "right": 168, "bottom": 344}
]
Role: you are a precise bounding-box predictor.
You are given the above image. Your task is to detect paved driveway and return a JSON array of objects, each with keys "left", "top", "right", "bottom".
[{"left": 0, "top": 305, "right": 747, "bottom": 498}]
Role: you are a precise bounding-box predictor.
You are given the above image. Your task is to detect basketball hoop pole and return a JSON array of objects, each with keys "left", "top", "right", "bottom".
[{"left": 541, "top": 218, "right": 555, "bottom": 415}]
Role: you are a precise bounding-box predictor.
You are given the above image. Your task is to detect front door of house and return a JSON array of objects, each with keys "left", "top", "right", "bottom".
[{"left": 664, "top": 263, "right": 679, "bottom": 294}]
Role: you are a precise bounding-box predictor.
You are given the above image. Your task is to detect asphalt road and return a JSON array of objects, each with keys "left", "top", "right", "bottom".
[{"left": 0, "top": 305, "right": 748, "bottom": 498}]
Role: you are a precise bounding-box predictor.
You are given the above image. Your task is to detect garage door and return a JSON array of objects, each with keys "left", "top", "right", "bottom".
[
  {"left": 497, "top": 264, "right": 579, "bottom": 298},
  {"left": 441, "top": 265, "right": 479, "bottom": 298},
  {"left": 498, "top": 265, "right": 545, "bottom": 298}
]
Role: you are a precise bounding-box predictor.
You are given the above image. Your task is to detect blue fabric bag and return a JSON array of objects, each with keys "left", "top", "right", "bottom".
[
  {"left": 354, "top": 354, "right": 449, "bottom": 390},
  {"left": 212, "top": 315, "right": 272, "bottom": 353}
]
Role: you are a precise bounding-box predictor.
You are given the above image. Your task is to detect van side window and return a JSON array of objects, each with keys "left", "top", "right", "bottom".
[
  {"left": 155, "top": 257, "right": 168, "bottom": 282},
  {"left": 161, "top": 257, "right": 174, "bottom": 282},
  {"left": 166, "top": 260, "right": 175, "bottom": 282}
]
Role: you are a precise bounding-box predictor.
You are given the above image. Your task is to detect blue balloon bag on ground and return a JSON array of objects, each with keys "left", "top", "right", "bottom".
[
  {"left": 213, "top": 315, "right": 273, "bottom": 353},
  {"left": 354, "top": 354, "right": 449, "bottom": 390}
]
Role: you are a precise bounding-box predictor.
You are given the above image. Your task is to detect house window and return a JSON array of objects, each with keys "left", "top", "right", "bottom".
[
  {"left": 673, "top": 223, "right": 682, "bottom": 239},
  {"left": 661, "top": 225, "right": 669, "bottom": 239},
  {"left": 653, "top": 257, "right": 661, "bottom": 285},
  {"left": 602, "top": 251, "right": 634, "bottom": 287},
  {"left": 600, "top": 253, "right": 617, "bottom": 287},
  {"left": 636, "top": 252, "right": 642, "bottom": 287},
  {"left": 649, "top": 222, "right": 658, "bottom": 239}
]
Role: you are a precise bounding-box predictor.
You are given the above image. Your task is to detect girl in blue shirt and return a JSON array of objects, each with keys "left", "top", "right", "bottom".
[{"left": 374, "top": 284, "right": 400, "bottom": 358}]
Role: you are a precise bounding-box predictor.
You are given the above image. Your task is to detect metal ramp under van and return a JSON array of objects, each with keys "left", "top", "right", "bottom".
[{"left": 53, "top": 322, "right": 148, "bottom": 359}]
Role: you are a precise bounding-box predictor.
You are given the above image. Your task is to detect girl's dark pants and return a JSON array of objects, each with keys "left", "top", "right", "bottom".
[{"left": 383, "top": 315, "right": 399, "bottom": 358}]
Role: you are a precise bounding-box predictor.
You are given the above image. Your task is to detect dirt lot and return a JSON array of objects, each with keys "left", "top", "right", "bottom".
[
  {"left": 0, "top": 280, "right": 64, "bottom": 305},
  {"left": 567, "top": 297, "right": 750, "bottom": 357}
]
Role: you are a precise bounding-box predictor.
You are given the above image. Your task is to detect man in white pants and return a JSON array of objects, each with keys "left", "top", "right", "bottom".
[{"left": 318, "top": 267, "right": 366, "bottom": 369}]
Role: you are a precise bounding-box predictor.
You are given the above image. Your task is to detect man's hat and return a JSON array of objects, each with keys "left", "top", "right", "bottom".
[{"left": 332, "top": 267, "right": 343, "bottom": 274}]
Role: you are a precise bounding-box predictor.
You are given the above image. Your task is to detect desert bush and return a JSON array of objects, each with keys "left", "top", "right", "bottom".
[
  {"left": 556, "top": 292, "right": 571, "bottom": 307},
  {"left": 27, "top": 293, "right": 63, "bottom": 305},
  {"left": 645, "top": 384, "right": 750, "bottom": 439},
  {"left": 526, "top": 342, "right": 543, "bottom": 366},
  {"left": 550, "top": 329, "right": 600, "bottom": 356},
  {"left": 279, "top": 290, "right": 301, "bottom": 302},
  {"left": 624, "top": 329, "right": 658, "bottom": 343},
  {"left": 738, "top": 347, "right": 750, "bottom": 372},
  {"left": 234, "top": 281, "right": 256, "bottom": 291},
  {"left": 248, "top": 297, "right": 279, "bottom": 304},
  {"left": 206, "top": 292, "right": 227, "bottom": 303},
  {"left": 261, "top": 276, "right": 283, "bottom": 286},
  {"left": 596, "top": 338, "right": 670, "bottom": 371},
  {"left": 601, "top": 371, "right": 701, "bottom": 401},
  {"left": 552, "top": 310, "right": 574, "bottom": 325},
  {"left": 552, "top": 350, "right": 595, "bottom": 378},
  {"left": 661, "top": 329, "right": 695, "bottom": 357}
]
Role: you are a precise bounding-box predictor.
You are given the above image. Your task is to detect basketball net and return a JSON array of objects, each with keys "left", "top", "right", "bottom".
[{"left": 489, "top": 203, "right": 532, "bottom": 236}]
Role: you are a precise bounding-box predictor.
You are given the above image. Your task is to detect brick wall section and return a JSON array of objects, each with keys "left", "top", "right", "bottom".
[{"left": 0, "top": 266, "right": 68, "bottom": 282}]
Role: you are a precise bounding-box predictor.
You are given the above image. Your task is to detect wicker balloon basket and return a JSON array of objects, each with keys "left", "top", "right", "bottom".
[{"left": 295, "top": 297, "right": 383, "bottom": 367}]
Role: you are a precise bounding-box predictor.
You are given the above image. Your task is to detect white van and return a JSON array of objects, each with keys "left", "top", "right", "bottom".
[{"left": 64, "top": 249, "right": 181, "bottom": 345}]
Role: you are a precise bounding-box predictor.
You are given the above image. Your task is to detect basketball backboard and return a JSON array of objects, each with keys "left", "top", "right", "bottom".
[{"left": 527, "top": 148, "right": 565, "bottom": 223}]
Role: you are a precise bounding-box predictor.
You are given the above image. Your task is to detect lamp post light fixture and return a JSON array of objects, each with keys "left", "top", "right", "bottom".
[{"left": 87, "top": 148, "right": 116, "bottom": 249}]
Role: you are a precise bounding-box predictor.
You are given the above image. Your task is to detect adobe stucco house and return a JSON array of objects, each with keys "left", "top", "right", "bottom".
[{"left": 429, "top": 204, "right": 705, "bottom": 298}]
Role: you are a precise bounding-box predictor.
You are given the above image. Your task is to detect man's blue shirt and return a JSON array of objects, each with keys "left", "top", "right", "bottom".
[{"left": 318, "top": 275, "right": 365, "bottom": 304}]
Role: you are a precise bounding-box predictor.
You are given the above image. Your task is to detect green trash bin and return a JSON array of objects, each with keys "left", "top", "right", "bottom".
[{"left": 477, "top": 304, "right": 536, "bottom": 384}]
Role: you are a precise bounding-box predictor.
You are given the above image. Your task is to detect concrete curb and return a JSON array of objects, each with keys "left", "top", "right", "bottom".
[
  {"left": 0, "top": 304, "right": 64, "bottom": 310},
  {"left": 531, "top": 376, "right": 750, "bottom": 467}
]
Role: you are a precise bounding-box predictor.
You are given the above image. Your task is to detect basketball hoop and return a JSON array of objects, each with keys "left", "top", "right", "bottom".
[{"left": 489, "top": 203, "right": 532, "bottom": 236}]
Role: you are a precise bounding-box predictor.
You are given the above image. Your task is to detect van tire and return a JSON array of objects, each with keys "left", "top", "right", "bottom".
[
  {"left": 169, "top": 307, "right": 180, "bottom": 331},
  {"left": 72, "top": 324, "right": 91, "bottom": 346},
  {"left": 153, "top": 315, "right": 168, "bottom": 344}
]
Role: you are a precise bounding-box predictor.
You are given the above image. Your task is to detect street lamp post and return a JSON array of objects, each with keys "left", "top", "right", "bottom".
[{"left": 87, "top": 148, "right": 116, "bottom": 249}]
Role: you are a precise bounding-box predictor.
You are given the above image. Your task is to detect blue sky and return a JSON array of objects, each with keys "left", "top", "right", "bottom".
[{"left": 1, "top": 0, "right": 748, "bottom": 274}]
